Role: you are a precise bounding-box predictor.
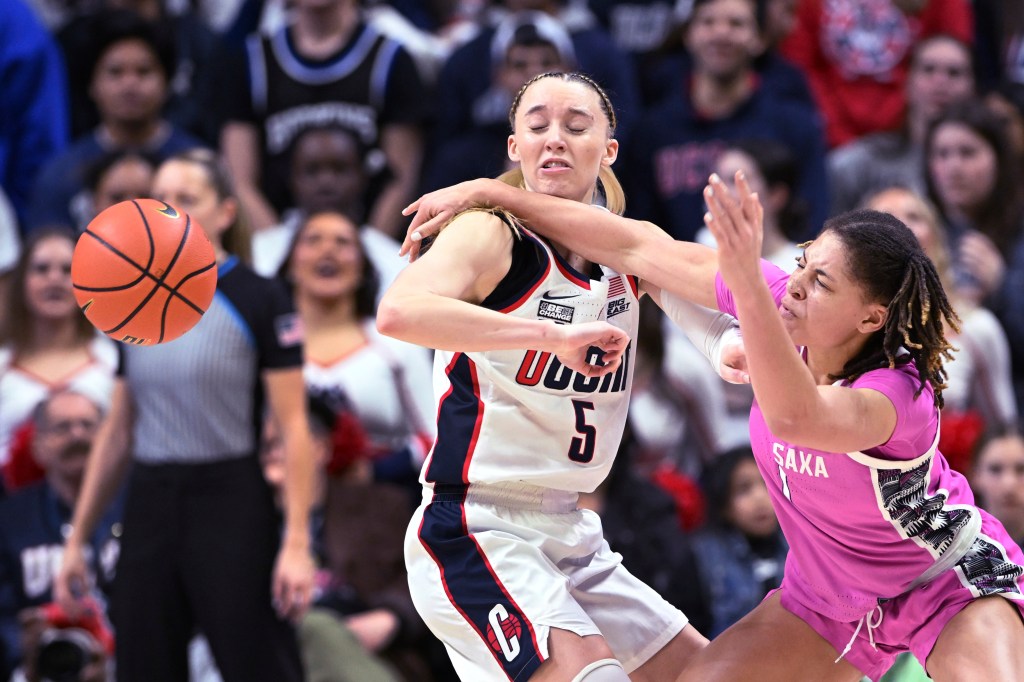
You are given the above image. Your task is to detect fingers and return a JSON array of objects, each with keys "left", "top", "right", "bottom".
[
  {"left": 719, "top": 365, "right": 751, "bottom": 385},
  {"left": 401, "top": 197, "right": 421, "bottom": 217},
  {"left": 273, "top": 577, "right": 311, "bottom": 622}
]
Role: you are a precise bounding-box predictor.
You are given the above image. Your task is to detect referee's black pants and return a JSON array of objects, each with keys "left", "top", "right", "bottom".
[{"left": 113, "top": 456, "right": 303, "bottom": 682}]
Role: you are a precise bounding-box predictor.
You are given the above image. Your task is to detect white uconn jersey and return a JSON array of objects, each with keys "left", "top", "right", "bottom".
[{"left": 422, "top": 226, "right": 640, "bottom": 493}]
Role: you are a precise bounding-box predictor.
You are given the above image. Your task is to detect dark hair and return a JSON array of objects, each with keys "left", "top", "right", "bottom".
[
  {"left": 0, "top": 228, "right": 95, "bottom": 351},
  {"left": 727, "top": 138, "right": 808, "bottom": 240},
  {"left": 972, "top": 423, "right": 1024, "bottom": 468},
  {"left": 163, "top": 148, "right": 252, "bottom": 264},
  {"left": 699, "top": 446, "right": 757, "bottom": 528},
  {"left": 84, "top": 149, "right": 158, "bottom": 194},
  {"left": 285, "top": 123, "right": 390, "bottom": 225},
  {"left": 924, "top": 100, "right": 1024, "bottom": 254},
  {"left": 277, "top": 211, "right": 379, "bottom": 320},
  {"left": 821, "top": 209, "right": 960, "bottom": 407},
  {"left": 689, "top": 0, "right": 766, "bottom": 35},
  {"left": 87, "top": 9, "right": 176, "bottom": 83}
]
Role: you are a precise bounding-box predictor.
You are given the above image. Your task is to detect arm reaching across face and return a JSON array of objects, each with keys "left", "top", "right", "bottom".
[
  {"left": 378, "top": 210, "right": 628, "bottom": 378},
  {"left": 400, "top": 179, "right": 720, "bottom": 309}
]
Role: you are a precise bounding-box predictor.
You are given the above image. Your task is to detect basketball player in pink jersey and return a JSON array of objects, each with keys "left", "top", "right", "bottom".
[
  {"left": 401, "top": 171, "right": 1024, "bottom": 680},
  {"left": 377, "top": 72, "right": 743, "bottom": 681}
]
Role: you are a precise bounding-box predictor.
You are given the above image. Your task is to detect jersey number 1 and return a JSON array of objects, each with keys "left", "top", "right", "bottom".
[{"left": 569, "top": 400, "right": 596, "bottom": 463}]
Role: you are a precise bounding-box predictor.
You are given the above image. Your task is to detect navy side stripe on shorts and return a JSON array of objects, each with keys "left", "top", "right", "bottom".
[
  {"left": 419, "top": 492, "right": 544, "bottom": 681},
  {"left": 426, "top": 353, "right": 484, "bottom": 484}
]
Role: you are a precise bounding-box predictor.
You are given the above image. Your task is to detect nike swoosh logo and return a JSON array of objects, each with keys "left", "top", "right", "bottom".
[
  {"left": 155, "top": 202, "right": 180, "bottom": 218},
  {"left": 542, "top": 291, "right": 579, "bottom": 301}
]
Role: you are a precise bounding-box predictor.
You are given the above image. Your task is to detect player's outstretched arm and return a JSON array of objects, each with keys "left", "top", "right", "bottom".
[
  {"left": 378, "top": 211, "right": 628, "bottom": 377},
  {"left": 401, "top": 179, "right": 720, "bottom": 309},
  {"left": 704, "top": 172, "right": 897, "bottom": 453},
  {"left": 263, "top": 367, "right": 317, "bottom": 622},
  {"left": 56, "top": 379, "right": 134, "bottom": 618}
]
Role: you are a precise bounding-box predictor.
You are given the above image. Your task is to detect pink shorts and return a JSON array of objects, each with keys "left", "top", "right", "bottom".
[{"left": 779, "top": 517, "right": 1024, "bottom": 681}]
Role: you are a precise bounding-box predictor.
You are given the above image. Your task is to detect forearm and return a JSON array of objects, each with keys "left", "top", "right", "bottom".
[
  {"left": 466, "top": 180, "right": 719, "bottom": 307},
  {"left": 280, "top": 418, "right": 316, "bottom": 551},
  {"left": 378, "top": 290, "right": 565, "bottom": 353},
  {"left": 650, "top": 285, "right": 738, "bottom": 369},
  {"left": 67, "top": 419, "right": 132, "bottom": 549},
  {"left": 731, "top": 282, "right": 820, "bottom": 434}
]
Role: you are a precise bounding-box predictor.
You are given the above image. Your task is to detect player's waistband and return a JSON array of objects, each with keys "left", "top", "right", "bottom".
[{"left": 429, "top": 482, "right": 579, "bottom": 513}]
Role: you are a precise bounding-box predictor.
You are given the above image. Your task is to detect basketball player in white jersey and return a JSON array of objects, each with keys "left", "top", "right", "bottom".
[{"left": 377, "top": 72, "right": 741, "bottom": 681}]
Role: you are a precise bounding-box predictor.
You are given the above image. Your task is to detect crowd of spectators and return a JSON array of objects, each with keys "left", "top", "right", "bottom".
[{"left": 1, "top": 0, "right": 1022, "bottom": 680}]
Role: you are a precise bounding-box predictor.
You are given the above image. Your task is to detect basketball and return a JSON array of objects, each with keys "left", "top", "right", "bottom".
[{"left": 71, "top": 199, "right": 218, "bottom": 345}]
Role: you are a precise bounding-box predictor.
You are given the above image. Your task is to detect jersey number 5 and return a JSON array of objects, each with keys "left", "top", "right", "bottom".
[{"left": 569, "top": 400, "right": 596, "bottom": 463}]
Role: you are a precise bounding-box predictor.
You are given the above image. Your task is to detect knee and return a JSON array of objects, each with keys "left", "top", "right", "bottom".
[{"left": 570, "top": 658, "right": 630, "bottom": 682}]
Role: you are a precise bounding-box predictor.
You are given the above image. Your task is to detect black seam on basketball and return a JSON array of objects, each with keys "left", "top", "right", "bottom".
[
  {"left": 103, "top": 214, "right": 194, "bottom": 339},
  {"left": 156, "top": 260, "right": 218, "bottom": 341},
  {"left": 133, "top": 199, "right": 156, "bottom": 274},
  {"left": 77, "top": 229, "right": 210, "bottom": 315}
]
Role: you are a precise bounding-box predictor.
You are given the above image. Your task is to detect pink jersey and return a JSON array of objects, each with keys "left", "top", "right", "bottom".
[{"left": 716, "top": 264, "right": 1023, "bottom": 622}]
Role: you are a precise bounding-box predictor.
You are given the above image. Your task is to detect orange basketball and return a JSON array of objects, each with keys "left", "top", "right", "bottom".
[{"left": 71, "top": 199, "right": 217, "bottom": 345}]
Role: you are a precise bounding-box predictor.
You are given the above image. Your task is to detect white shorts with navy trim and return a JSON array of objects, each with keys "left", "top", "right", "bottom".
[{"left": 405, "top": 482, "right": 689, "bottom": 681}]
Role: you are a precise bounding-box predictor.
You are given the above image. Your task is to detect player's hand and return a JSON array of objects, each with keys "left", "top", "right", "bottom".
[
  {"left": 344, "top": 608, "right": 401, "bottom": 653},
  {"left": 54, "top": 542, "right": 90, "bottom": 619},
  {"left": 958, "top": 230, "right": 1005, "bottom": 301},
  {"left": 717, "top": 332, "right": 750, "bottom": 384},
  {"left": 400, "top": 179, "right": 495, "bottom": 261},
  {"left": 702, "top": 171, "right": 765, "bottom": 295},
  {"left": 550, "top": 321, "right": 630, "bottom": 378},
  {"left": 272, "top": 544, "right": 317, "bottom": 622}
]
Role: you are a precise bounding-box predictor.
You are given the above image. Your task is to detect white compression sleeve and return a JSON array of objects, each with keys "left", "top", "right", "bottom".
[{"left": 656, "top": 288, "right": 740, "bottom": 373}]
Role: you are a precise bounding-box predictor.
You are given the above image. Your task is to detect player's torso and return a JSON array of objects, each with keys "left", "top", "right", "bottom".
[
  {"left": 424, "top": 230, "right": 640, "bottom": 493},
  {"left": 749, "top": 403, "right": 980, "bottom": 619}
]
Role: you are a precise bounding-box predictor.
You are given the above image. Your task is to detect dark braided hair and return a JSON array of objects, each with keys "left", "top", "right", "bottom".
[{"left": 824, "top": 209, "right": 960, "bottom": 408}]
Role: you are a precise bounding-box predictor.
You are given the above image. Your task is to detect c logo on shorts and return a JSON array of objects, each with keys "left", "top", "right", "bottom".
[{"left": 486, "top": 604, "right": 522, "bottom": 662}]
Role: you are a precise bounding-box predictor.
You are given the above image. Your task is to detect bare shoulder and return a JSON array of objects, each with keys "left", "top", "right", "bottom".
[{"left": 431, "top": 209, "right": 517, "bottom": 255}]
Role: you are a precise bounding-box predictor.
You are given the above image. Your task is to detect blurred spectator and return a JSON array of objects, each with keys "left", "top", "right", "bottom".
[
  {"left": 828, "top": 34, "right": 975, "bottom": 214},
  {"left": 587, "top": 0, "right": 678, "bottom": 74},
  {"left": 640, "top": 0, "right": 813, "bottom": 110},
  {"left": 971, "top": 0, "right": 1024, "bottom": 95},
  {"left": 421, "top": 10, "right": 576, "bottom": 193},
  {"left": 26, "top": 10, "right": 204, "bottom": 232},
  {"left": 219, "top": 0, "right": 430, "bottom": 238},
  {"left": 923, "top": 100, "right": 1024, "bottom": 412},
  {"left": 260, "top": 400, "right": 403, "bottom": 682},
  {"left": 691, "top": 446, "right": 787, "bottom": 638},
  {"left": 279, "top": 210, "right": 435, "bottom": 489},
  {"left": 57, "top": 0, "right": 224, "bottom": 145},
  {"left": 623, "top": 0, "right": 828, "bottom": 242},
  {"left": 83, "top": 150, "right": 156, "bottom": 219},
  {"left": 0, "top": 0, "right": 70, "bottom": 231},
  {"left": 0, "top": 390, "right": 121, "bottom": 680},
  {"left": 971, "top": 428, "right": 1024, "bottom": 548},
  {"left": 431, "top": 0, "right": 640, "bottom": 148},
  {"left": 54, "top": 150, "right": 314, "bottom": 682},
  {"left": 697, "top": 138, "right": 806, "bottom": 266},
  {"left": 629, "top": 299, "right": 731, "bottom": 481},
  {"left": 779, "top": 0, "right": 973, "bottom": 148},
  {"left": 577, "top": 427, "right": 711, "bottom": 635},
  {"left": 0, "top": 229, "right": 117, "bottom": 478},
  {"left": 866, "top": 186, "right": 1017, "bottom": 472},
  {"left": 252, "top": 123, "right": 406, "bottom": 295},
  {"left": 0, "top": 188, "right": 20, "bottom": 334}
]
